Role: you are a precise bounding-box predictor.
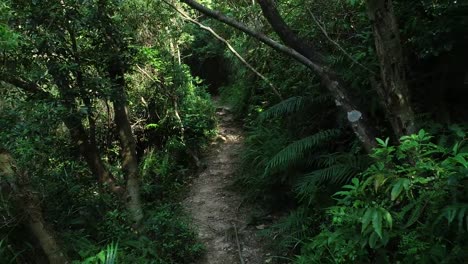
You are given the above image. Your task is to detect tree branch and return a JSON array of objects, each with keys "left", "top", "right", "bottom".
[
  {"left": 257, "top": 0, "right": 324, "bottom": 63},
  {"left": 0, "top": 76, "right": 50, "bottom": 98},
  {"left": 179, "top": 0, "right": 324, "bottom": 74},
  {"left": 179, "top": 0, "right": 377, "bottom": 151},
  {"left": 166, "top": 0, "right": 283, "bottom": 100}
]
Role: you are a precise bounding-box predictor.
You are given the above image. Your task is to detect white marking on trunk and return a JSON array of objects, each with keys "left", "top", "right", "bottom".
[{"left": 347, "top": 110, "right": 362, "bottom": 122}]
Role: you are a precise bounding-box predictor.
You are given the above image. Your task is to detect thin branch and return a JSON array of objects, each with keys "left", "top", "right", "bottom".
[
  {"left": 233, "top": 223, "right": 245, "bottom": 264},
  {"left": 0, "top": 76, "right": 51, "bottom": 98},
  {"left": 308, "top": 10, "right": 376, "bottom": 74},
  {"left": 179, "top": 0, "right": 325, "bottom": 75},
  {"left": 135, "top": 64, "right": 161, "bottom": 83},
  {"left": 166, "top": 1, "right": 283, "bottom": 100},
  {"left": 178, "top": 0, "right": 378, "bottom": 151}
]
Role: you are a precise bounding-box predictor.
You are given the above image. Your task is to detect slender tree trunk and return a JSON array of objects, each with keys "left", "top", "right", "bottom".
[
  {"left": 109, "top": 66, "right": 144, "bottom": 225},
  {"left": 63, "top": 115, "right": 122, "bottom": 193},
  {"left": 257, "top": 0, "right": 324, "bottom": 63},
  {"left": 49, "top": 66, "right": 122, "bottom": 194},
  {"left": 0, "top": 149, "right": 69, "bottom": 264},
  {"left": 366, "top": 0, "right": 416, "bottom": 136},
  {"left": 257, "top": 0, "right": 377, "bottom": 151},
  {"left": 180, "top": 0, "right": 378, "bottom": 151}
]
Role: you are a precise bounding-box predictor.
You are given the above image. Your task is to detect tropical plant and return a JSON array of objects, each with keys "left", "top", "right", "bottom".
[{"left": 299, "top": 130, "right": 468, "bottom": 263}]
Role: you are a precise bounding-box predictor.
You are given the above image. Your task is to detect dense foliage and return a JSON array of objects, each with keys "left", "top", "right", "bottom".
[
  {"left": 198, "top": 0, "right": 468, "bottom": 263},
  {"left": 1, "top": 0, "right": 467, "bottom": 263},
  {"left": 1, "top": 0, "right": 214, "bottom": 263}
]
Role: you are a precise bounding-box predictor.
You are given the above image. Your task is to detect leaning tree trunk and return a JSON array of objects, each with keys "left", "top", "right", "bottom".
[
  {"left": 48, "top": 65, "right": 123, "bottom": 194},
  {"left": 109, "top": 67, "right": 144, "bottom": 225},
  {"left": 180, "top": 0, "right": 378, "bottom": 151},
  {"left": 257, "top": 0, "right": 377, "bottom": 151},
  {"left": 366, "top": 0, "right": 416, "bottom": 137},
  {"left": 0, "top": 149, "right": 69, "bottom": 264},
  {"left": 63, "top": 115, "right": 123, "bottom": 194}
]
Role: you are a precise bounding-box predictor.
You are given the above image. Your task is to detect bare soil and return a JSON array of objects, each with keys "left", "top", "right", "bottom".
[{"left": 184, "top": 103, "right": 272, "bottom": 264}]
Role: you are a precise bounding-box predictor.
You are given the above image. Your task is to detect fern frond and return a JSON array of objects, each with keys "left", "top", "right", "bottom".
[
  {"left": 260, "top": 96, "right": 305, "bottom": 121},
  {"left": 315, "top": 153, "right": 341, "bottom": 167},
  {"left": 259, "top": 95, "right": 331, "bottom": 121},
  {"left": 264, "top": 129, "right": 340, "bottom": 175},
  {"left": 261, "top": 207, "right": 314, "bottom": 249},
  {"left": 437, "top": 203, "right": 468, "bottom": 231},
  {"left": 295, "top": 165, "right": 353, "bottom": 197},
  {"left": 295, "top": 155, "right": 369, "bottom": 203}
]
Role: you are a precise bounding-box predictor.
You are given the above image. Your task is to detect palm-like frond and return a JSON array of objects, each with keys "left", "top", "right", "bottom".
[
  {"left": 264, "top": 129, "right": 340, "bottom": 175},
  {"left": 260, "top": 207, "right": 314, "bottom": 250},
  {"left": 81, "top": 242, "right": 118, "bottom": 264},
  {"left": 437, "top": 203, "right": 468, "bottom": 231},
  {"left": 295, "top": 154, "right": 369, "bottom": 203},
  {"left": 259, "top": 96, "right": 305, "bottom": 121},
  {"left": 259, "top": 95, "right": 330, "bottom": 121}
]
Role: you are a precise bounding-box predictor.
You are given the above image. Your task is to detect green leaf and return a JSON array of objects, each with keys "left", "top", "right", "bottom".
[
  {"left": 361, "top": 208, "right": 373, "bottom": 232},
  {"left": 372, "top": 209, "right": 383, "bottom": 238},
  {"left": 369, "top": 232, "right": 378, "bottom": 249},
  {"left": 145, "top": 123, "right": 159, "bottom": 129},
  {"left": 391, "top": 180, "right": 403, "bottom": 201},
  {"left": 352, "top": 178, "right": 360, "bottom": 186},
  {"left": 453, "top": 154, "right": 468, "bottom": 168},
  {"left": 452, "top": 142, "right": 460, "bottom": 154},
  {"left": 376, "top": 138, "right": 386, "bottom": 147},
  {"left": 382, "top": 209, "right": 392, "bottom": 229},
  {"left": 418, "top": 129, "right": 426, "bottom": 139}
]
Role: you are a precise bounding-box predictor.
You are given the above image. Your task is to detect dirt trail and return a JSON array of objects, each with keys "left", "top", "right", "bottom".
[{"left": 184, "top": 103, "right": 270, "bottom": 264}]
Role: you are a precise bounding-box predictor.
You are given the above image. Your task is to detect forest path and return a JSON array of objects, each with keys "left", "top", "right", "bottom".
[{"left": 184, "top": 100, "right": 270, "bottom": 264}]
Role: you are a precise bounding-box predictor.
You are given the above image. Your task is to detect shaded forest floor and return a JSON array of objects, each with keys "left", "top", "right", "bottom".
[{"left": 183, "top": 100, "right": 272, "bottom": 264}]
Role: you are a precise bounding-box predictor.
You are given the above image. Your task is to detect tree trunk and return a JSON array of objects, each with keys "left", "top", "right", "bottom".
[
  {"left": 257, "top": 0, "right": 324, "bottom": 63},
  {"left": 0, "top": 149, "right": 69, "bottom": 264},
  {"left": 109, "top": 67, "right": 144, "bottom": 225},
  {"left": 180, "top": 0, "right": 378, "bottom": 151},
  {"left": 48, "top": 66, "right": 123, "bottom": 194},
  {"left": 366, "top": 0, "right": 416, "bottom": 137},
  {"left": 63, "top": 115, "right": 123, "bottom": 194},
  {"left": 257, "top": 0, "right": 377, "bottom": 151}
]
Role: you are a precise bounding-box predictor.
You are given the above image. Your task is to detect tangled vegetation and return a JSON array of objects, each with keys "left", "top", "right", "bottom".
[{"left": 1, "top": 0, "right": 467, "bottom": 263}]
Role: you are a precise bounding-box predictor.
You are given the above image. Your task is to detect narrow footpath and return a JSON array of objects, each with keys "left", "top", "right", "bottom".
[{"left": 184, "top": 102, "right": 270, "bottom": 264}]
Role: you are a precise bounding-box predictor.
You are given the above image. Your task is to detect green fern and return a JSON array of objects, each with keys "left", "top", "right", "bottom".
[
  {"left": 261, "top": 207, "right": 315, "bottom": 250},
  {"left": 437, "top": 203, "right": 468, "bottom": 231},
  {"left": 81, "top": 242, "right": 118, "bottom": 264},
  {"left": 259, "top": 96, "right": 305, "bottom": 121},
  {"left": 259, "top": 95, "right": 330, "bottom": 121},
  {"left": 264, "top": 129, "right": 340, "bottom": 175},
  {"left": 295, "top": 154, "right": 368, "bottom": 204}
]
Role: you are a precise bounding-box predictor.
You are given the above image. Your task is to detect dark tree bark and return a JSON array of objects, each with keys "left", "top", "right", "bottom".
[
  {"left": 63, "top": 113, "right": 123, "bottom": 193},
  {"left": 366, "top": 0, "right": 416, "bottom": 136},
  {"left": 49, "top": 67, "right": 124, "bottom": 194},
  {"left": 93, "top": 0, "right": 144, "bottom": 225},
  {"left": 109, "top": 64, "right": 144, "bottom": 225},
  {"left": 257, "top": 0, "right": 324, "bottom": 63},
  {"left": 0, "top": 149, "right": 69, "bottom": 264},
  {"left": 180, "top": 0, "right": 378, "bottom": 151}
]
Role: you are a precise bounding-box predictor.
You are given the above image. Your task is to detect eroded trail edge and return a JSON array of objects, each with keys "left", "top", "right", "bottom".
[{"left": 184, "top": 104, "right": 269, "bottom": 264}]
